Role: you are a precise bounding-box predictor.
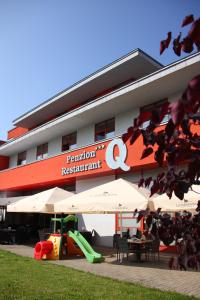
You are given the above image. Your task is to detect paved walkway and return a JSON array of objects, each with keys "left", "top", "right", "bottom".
[{"left": 0, "top": 244, "right": 200, "bottom": 299}]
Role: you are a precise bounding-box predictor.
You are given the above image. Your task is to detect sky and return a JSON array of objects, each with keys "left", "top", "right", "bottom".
[{"left": 0, "top": 0, "right": 199, "bottom": 140}]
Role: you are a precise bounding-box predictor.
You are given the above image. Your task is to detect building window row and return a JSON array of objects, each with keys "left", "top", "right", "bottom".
[
  {"left": 36, "top": 143, "right": 48, "bottom": 160},
  {"left": 139, "top": 99, "right": 169, "bottom": 129},
  {"left": 95, "top": 118, "right": 115, "bottom": 141},
  {"left": 17, "top": 151, "right": 27, "bottom": 166},
  {"left": 62, "top": 132, "right": 77, "bottom": 152},
  {"left": 16, "top": 98, "right": 170, "bottom": 167},
  {"left": 16, "top": 118, "right": 115, "bottom": 166}
]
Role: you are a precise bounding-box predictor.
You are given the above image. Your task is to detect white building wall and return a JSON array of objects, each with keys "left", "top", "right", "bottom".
[
  {"left": 76, "top": 175, "right": 115, "bottom": 247},
  {"left": 168, "top": 92, "right": 182, "bottom": 104},
  {"left": 26, "top": 147, "right": 37, "bottom": 163},
  {"left": 48, "top": 137, "right": 62, "bottom": 156},
  {"left": 77, "top": 124, "right": 94, "bottom": 148},
  {"left": 9, "top": 154, "right": 17, "bottom": 168},
  {"left": 7, "top": 92, "right": 182, "bottom": 170},
  {"left": 115, "top": 108, "right": 139, "bottom": 136}
]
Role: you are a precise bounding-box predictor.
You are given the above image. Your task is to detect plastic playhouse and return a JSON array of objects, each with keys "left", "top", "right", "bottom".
[{"left": 34, "top": 215, "right": 102, "bottom": 263}]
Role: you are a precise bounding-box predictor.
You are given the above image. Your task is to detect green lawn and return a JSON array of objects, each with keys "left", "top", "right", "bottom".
[{"left": 0, "top": 250, "right": 197, "bottom": 300}]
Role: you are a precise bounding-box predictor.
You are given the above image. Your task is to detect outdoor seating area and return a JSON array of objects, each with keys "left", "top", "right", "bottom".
[
  {"left": 94, "top": 244, "right": 168, "bottom": 268},
  {"left": 0, "top": 180, "right": 198, "bottom": 268},
  {"left": 0, "top": 224, "right": 39, "bottom": 245},
  {"left": 113, "top": 234, "right": 160, "bottom": 264},
  {"left": 0, "top": 226, "right": 16, "bottom": 244}
]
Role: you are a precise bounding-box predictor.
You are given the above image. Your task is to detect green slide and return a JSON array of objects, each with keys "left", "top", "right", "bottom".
[{"left": 68, "top": 230, "right": 102, "bottom": 263}]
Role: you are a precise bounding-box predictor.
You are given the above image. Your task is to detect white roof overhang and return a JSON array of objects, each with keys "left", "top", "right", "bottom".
[{"left": 13, "top": 49, "right": 162, "bottom": 128}]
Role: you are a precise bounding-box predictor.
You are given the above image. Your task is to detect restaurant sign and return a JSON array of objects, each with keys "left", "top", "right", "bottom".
[
  {"left": 105, "top": 138, "right": 130, "bottom": 171},
  {"left": 61, "top": 148, "right": 102, "bottom": 176},
  {"left": 61, "top": 138, "right": 130, "bottom": 176}
]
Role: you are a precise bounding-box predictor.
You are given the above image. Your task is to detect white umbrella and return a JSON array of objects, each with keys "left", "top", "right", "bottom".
[
  {"left": 54, "top": 179, "right": 149, "bottom": 214},
  {"left": 7, "top": 187, "right": 74, "bottom": 214},
  {"left": 148, "top": 185, "right": 200, "bottom": 212},
  {"left": 0, "top": 196, "right": 27, "bottom": 207}
]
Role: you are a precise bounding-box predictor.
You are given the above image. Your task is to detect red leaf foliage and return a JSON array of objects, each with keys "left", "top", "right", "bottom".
[
  {"left": 169, "top": 100, "right": 185, "bottom": 125},
  {"left": 130, "top": 129, "right": 141, "bottom": 145},
  {"left": 154, "top": 148, "right": 164, "bottom": 166},
  {"left": 137, "top": 212, "right": 144, "bottom": 223},
  {"left": 173, "top": 33, "right": 182, "bottom": 56},
  {"left": 122, "top": 126, "right": 133, "bottom": 143},
  {"left": 181, "top": 119, "right": 191, "bottom": 137},
  {"left": 144, "top": 177, "right": 152, "bottom": 188},
  {"left": 182, "top": 36, "right": 194, "bottom": 53},
  {"left": 150, "top": 180, "right": 160, "bottom": 197},
  {"left": 196, "top": 200, "right": 200, "bottom": 212},
  {"left": 160, "top": 32, "right": 172, "bottom": 54},
  {"left": 160, "top": 40, "right": 166, "bottom": 55},
  {"left": 165, "top": 119, "right": 176, "bottom": 141},
  {"left": 181, "top": 14, "right": 194, "bottom": 27},
  {"left": 138, "top": 178, "right": 145, "bottom": 188},
  {"left": 188, "top": 74, "right": 200, "bottom": 91},
  {"left": 137, "top": 111, "right": 151, "bottom": 126},
  {"left": 174, "top": 187, "right": 184, "bottom": 200},
  {"left": 141, "top": 147, "right": 153, "bottom": 159},
  {"left": 130, "top": 14, "right": 200, "bottom": 202},
  {"left": 183, "top": 75, "right": 200, "bottom": 115},
  {"left": 160, "top": 15, "right": 200, "bottom": 56},
  {"left": 188, "top": 18, "right": 200, "bottom": 47}
]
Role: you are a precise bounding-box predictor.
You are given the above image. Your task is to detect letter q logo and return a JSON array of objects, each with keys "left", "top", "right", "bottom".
[{"left": 105, "top": 138, "right": 130, "bottom": 171}]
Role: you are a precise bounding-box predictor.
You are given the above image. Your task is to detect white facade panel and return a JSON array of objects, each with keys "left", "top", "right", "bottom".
[
  {"left": 168, "top": 92, "right": 182, "bottom": 104},
  {"left": 77, "top": 124, "right": 94, "bottom": 148},
  {"left": 115, "top": 108, "right": 139, "bottom": 136},
  {"left": 26, "top": 147, "right": 37, "bottom": 163},
  {"left": 9, "top": 154, "right": 17, "bottom": 168},
  {"left": 76, "top": 175, "right": 115, "bottom": 247},
  {"left": 48, "top": 137, "right": 62, "bottom": 157}
]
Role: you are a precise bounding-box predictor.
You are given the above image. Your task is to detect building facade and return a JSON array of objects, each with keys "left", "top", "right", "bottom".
[{"left": 0, "top": 49, "right": 200, "bottom": 246}]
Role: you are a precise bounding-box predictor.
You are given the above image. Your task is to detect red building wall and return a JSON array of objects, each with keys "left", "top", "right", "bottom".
[
  {"left": 7, "top": 127, "right": 29, "bottom": 140},
  {"left": 0, "top": 156, "right": 9, "bottom": 170},
  {"left": 0, "top": 124, "right": 199, "bottom": 192}
]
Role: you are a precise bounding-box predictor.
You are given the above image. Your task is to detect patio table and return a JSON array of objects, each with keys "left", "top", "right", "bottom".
[{"left": 127, "top": 238, "right": 153, "bottom": 262}]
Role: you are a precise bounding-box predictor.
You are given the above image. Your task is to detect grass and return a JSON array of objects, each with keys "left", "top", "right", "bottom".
[{"left": 0, "top": 249, "right": 197, "bottom": 300}]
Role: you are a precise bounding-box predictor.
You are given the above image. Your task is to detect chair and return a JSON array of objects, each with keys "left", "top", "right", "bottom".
[
  {"left": 116, "top": 237, "right": 129, "bottom": 262},
  {"left": 148, "top": 238, "right": 160, "bottom": 261},
  {"left": 113, "top": 233, "right": 120, "bottom": 248}
]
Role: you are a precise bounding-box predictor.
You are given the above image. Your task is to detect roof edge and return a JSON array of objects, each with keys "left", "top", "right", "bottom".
[{"left": 13, "top": 48, "right": 162, "bottom": 126}]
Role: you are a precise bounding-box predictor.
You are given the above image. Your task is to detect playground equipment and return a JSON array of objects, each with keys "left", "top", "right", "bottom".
[{"left": 34, "top": 215, "right": 102, "bottom": 263}]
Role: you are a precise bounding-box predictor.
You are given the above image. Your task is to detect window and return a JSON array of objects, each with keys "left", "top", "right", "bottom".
[
  {"left": 36, "top": 143, "right": 48, "bottom": 160},
  {"left": 62, "top": 132, "right": 77, "bottom": 152},
  {"left": 140, "top": 99, "right": 169, "bottom": 129},
  {"left": 95, "top": 118, "right": 115, "bottom": 141},
  {"left": 116, "top": 213, "right": 144, "bottom": 236},
  {"left": 17, "top": 151, "right": 27, "bottom": 166}
]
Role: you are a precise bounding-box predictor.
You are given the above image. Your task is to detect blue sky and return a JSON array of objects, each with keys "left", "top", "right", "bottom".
[{"left": 0, "top": 0, "right": 199, "bottom": 140}]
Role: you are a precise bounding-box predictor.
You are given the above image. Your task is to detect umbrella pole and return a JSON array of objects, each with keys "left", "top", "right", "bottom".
[
  {"left": 120, "top": 212, "right": 122, "bottom": 237},
  {"left": 53, "top": 214, "right": 56, "bottom": 233}
]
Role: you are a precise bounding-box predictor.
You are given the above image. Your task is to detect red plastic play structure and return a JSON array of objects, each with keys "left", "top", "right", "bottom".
[
  {"left": 34, "top": 215, "right": 102, "bottom": 262},
  {"left": 34, "top": 240, "right": 53, "bottom": 260},
  {"left": 34, "top": 233, "right": 83, "bottom": 260},
  {"left": 34, "top": 215, "right": 83, "bottom": 260}
]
